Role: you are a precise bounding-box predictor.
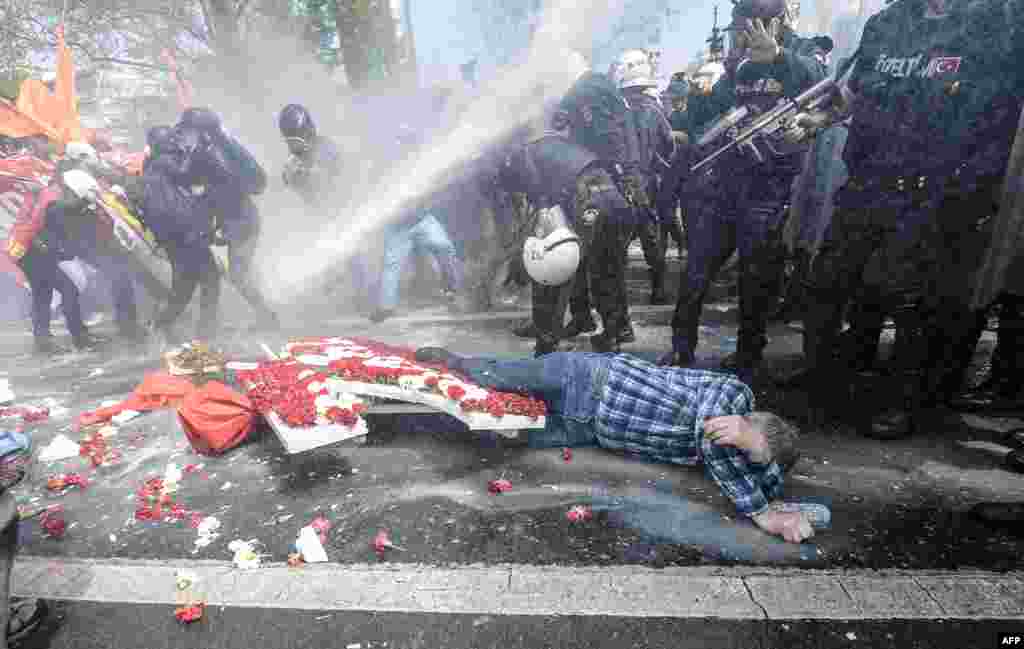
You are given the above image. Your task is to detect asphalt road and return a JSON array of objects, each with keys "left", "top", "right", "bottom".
[{"left": 2, "top": 245, "right": 1022, "bottom": 647}]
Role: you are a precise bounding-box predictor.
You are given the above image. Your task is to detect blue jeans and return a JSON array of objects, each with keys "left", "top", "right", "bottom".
[
  {"left": 378, "top": 214, "right": 462, "bottom": 311},
  {"left": 455, "top": 352, "right": 610, "bottom": 448}
]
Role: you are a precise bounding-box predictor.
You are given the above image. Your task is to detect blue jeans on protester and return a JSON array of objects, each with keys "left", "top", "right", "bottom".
[
  {"left": 378, "top": 213, "right": 463, "bottom": 311},
  {"left": 453, "top": 352, "right": 610, "bottom": 449}
]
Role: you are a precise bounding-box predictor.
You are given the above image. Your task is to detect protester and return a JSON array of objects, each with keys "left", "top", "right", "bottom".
[
  {"left": 4, "top": 172, "right": 99, "bottom": 354},
  {"left": 140, "top": 126, "right": 221, "bottom": 343},
  {"left": 414, "top": 346, "right": 823, "bottom": 544},
  {"left": 173, "top": 107, "right": 280, "bottom": 331},
  {"left": 369, "top": 131, "right": 465, "bottom": 323}
]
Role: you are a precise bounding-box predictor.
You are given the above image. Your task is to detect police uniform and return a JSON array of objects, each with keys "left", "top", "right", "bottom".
[
  {"left": 499, "top": 134, "right": 635, "bottom": 356},
  {"left": 801, "top": 0, "right": 1024, "bottom": 433},
  {"left": 622, "top": 87, "right": 677, "bottom": 305},
  {"left": 670, "top": 29, "right": 826, "bottom": 378}
]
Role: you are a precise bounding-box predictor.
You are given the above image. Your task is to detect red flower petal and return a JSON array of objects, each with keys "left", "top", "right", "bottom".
[
  {"left": 566, "top": 505, "right": 593, "bottom": 523},
  {"left": 562, "top": 448, "right": 572, "bottom": 463},
  {"left": 487, "top": 478, "right": 512, "bottom": 495},
  {"left": 174, "top": 603, "right": 204, "bottom": 623}
]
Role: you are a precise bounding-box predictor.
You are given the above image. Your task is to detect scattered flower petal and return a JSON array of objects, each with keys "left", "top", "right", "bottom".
[
  {"left": 174, "top": 603, "right": 204, "bottom": 624},
  {"left": 487, "top": 479, "right": 512, "bottom": 495},
  {"left": 566, "top": 505, "right": 593, "bottom": 523},
  {"left": 562, "top": 447, "right": 572, "bottom": 463}
]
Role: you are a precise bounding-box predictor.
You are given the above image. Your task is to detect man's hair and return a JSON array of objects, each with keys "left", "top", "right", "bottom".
[{"left": 749, "top": 412, "right": 800, "bottom": 472}]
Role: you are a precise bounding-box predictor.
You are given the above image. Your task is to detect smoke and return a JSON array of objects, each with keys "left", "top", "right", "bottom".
[{"left": 248, "top": 0, "right": 629, "bottom": 303}]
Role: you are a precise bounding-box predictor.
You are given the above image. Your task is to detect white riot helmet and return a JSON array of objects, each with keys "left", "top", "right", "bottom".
[
  {"left": 62, "top": 169, "right": 101, "bottom": 204},
  {"left": 64, "top": 141, "right": 100, "bottom": 166},
  {"left": 565, "top": 50, "right": 590, "bottom": 84},
  {"left": 523, "top": 205, "right": 581, "bottom": 286},
  {"left": 616, "top": 49, "right": 656, "bottom": 89}
]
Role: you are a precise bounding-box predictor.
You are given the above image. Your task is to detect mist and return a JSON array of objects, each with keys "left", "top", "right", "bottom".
[{"left": 181, "top": 0, "right": 629, "bottom": 310}]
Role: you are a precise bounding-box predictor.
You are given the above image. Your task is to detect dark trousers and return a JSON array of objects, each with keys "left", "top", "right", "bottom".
[
  {"left": 155, "top": 242, "right": 222, "bottom": 340},
  {"left": 71, "top": 240, "right": 139, "bottom": 335},
  {"left": 228, "top": 230, "right": 278, "bottom": 323},
  {"left": 631, "top": 207, "right": 667, "bottom": 298},
  {"left": 19, "top": 248, "right": 86, "bottom": 342},
  {"left": 804, "top": 180, "right": 997, "bottom": 409},
  {"left": 672, "top": 165, "right": 794, "bottom": 363}
]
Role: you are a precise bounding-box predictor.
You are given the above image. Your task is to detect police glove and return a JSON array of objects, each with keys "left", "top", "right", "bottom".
[
  {"left": 782, "top": 111, "right": 831, "bottom": 145},
  {"left": 745, "top": 18, "right": 782, "bottom": 65},
  {"left": 620, "top": 173, "right": 651, "bottom": 209}
]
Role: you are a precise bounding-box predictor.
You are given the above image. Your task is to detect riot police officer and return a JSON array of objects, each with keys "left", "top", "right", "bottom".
[
  {"left": 616, "top": 49, "right": 676, "bottom": 306},
  {"left": 660, "top": 0, "right": 827, "bottom": 385},
  {"left": 499, "top": 116, "right": 635, "bottom": 356},
  {"left": 787, "top": 0, "right": 1024, "bottom": 438},
  {"left": 279, "top": 104, "right": 343, "bottom": 207}
]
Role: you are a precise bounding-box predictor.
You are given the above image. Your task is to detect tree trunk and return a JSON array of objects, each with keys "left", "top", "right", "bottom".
[{"left": 335, "top": 0, "right": 398, "bottom": 90}]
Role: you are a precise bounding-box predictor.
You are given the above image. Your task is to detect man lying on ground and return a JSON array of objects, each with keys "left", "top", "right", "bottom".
[{"left": 415, "top": 347, "right": 827, "bottom": 543}]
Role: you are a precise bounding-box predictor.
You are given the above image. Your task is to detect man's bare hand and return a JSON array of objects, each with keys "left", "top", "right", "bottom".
[
  {"left": 704, "top": 415, "right": 770, "bottom": 463},
  {"left": 753, "top": 509, "right": 814, "bottom": 543},
  {"left": 745, "top": 18, "right": 782, "bottom": 64}
]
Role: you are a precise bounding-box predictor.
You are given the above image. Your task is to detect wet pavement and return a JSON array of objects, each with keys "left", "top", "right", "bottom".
[
  {"left": 2, "top": 245, "right": 1023, "bottom": 647},
  {"left": 4, "top": 247, "right": 1023, "bottom": 574}
]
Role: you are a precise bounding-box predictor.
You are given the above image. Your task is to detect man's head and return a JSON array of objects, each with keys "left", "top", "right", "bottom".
[
  {"left": 748, "top": 411, "right": 801, "bottom": 471},
  {"left": 279, "top": 104, "right": 316, "bottom": 156}
]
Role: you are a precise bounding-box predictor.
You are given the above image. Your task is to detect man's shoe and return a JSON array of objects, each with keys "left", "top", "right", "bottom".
[
  {"left": 589, "top": 334, "right": 619, "bottom": 354},
  {"left": 118, "top": 324, "right": 150, "bottom": 344},
  {"left": 650, "top": 290, "right": 671, "bottom": 306},
  {"left": 32, "top": 337, "right": 67, "bottom": 356},
  {"left": 969, "top": 502, "right": 1024, "bottom": 533},
  {"left": 862, "top": 409, "right": 913, "bottom": 440},
  {"left": 72, "top": 333, "right": 108, "bottom": 351},
  {"left": 7, "top": 598, "right": 48, "bottom": 647},
  {"left": 369, "top": 309, "right": 395, "bottom": 323},
  {"left": 512, "top": 319, "right": 538, "bottom": 338},
  {"left": 657, "top": 350, "right": 694, "bottom": 367},
  {"left": 414, "top": 346, "right": 460, "bottom": 367},
  {"left": 563, "top": 318, "right": 598, "bottom": 338}
]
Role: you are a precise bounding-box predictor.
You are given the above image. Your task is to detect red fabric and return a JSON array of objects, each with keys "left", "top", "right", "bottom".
[
  {"left": 177, "top": 382, "right": 255, "bottom": 456},
  {"left": 5, "top": 184, "right": 59, "bottom": 260},
  {"left": 77, "top": 372, "right": 195, "bottom": 428}
]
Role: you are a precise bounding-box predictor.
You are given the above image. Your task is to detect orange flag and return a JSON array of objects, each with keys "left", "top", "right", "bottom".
[
  {"left": 53, "top": 23, "right": 84, "bottom": 144},
  {"left": 10, "top": 23, "right": 84, "bottom": 150},
  {"left": 160, "top": 49, "right": 194, "bottom": 110}
]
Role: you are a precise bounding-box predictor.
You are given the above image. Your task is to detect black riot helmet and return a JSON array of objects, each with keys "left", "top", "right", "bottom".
[
  {"left": 279, "top": 104, "right": 316, "bottom": 155},
  {"left": 178, "top": 107, "right": 222, "bottom": 134},
  {"left": 146, "top": 125, "right": 173, "bottom": 159}
]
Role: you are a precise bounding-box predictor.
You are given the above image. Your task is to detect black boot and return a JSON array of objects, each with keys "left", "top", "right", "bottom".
[
  {"left": 657, "top": 348, "right": 695, "bottom": 367},
  {"left": 512, "top": 318, "right": 538, "bottom": 338},
  {"left": 970, "top": 501, "right": 1024, "bottom": 534},
  {"left": 563, "top": 316, "right": 598, "bottom": 338},
  {"left": 650, "top": 269, "right": 670, "bottom": 305},
  {"left": 33, "top": 336, "right": 67, "bottom": 356},
  {"left": 590, "top": 332, "right": 620, "bottom": 353},
  {"left": 617, "top": 319, "right": 636, "bottom": 344}
]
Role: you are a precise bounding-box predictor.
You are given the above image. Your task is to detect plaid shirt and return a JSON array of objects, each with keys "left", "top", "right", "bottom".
[{"left": 593, "top": 354, "right": 784, "bottom": 516}]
